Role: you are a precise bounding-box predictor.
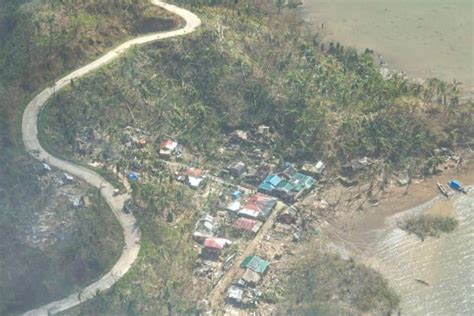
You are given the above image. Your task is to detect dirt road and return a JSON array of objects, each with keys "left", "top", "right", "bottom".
[
  {"left": 21, "top": 2, "right": 200, "bottom": 315},
  {"left": 207, "top": 202, "right": 287, "bottom": 310}
]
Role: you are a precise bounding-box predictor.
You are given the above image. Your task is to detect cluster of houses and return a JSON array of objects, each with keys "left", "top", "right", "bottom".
[
  {"left": 141, "top": 137, "right": 321, "bottom": 309},
  {"left": 192, "top": 192, "right": 278, "bottom": 260},
  {"left": 226, "top": 254, "right": 270, "bottom": 307},
  {"left": 258, "top": 164, "right": 316, "bottom": 203}
]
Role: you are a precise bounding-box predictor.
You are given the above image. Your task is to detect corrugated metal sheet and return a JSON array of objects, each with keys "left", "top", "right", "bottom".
[{"left": 240, "top": 255, "right": 270, "bottom": 274}]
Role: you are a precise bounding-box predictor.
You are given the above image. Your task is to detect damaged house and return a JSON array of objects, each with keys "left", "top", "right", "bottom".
[
  {"left": 159, "top": 139, "right": 179, "bottom": 160},
  {"left": 258, "top": 164, "right": 316, "bottom": 203},
  {"left": 193, "top": 215, "right": 218, "bottom": 242},
  {"left": 238, "top": 194, "right": 277, "bottom": 221},
  {"left": 341, "top": 157, "right": 372, "bottom": 177},
  {"left": 185, "top": 167, "right": 204, "bottom": 189},
  {"left": 201, "top": 237, "right": 232, "bottom": 259},
  {"left": 224, "top": 161, "right": 247, "bottom": 178},
  {"left": 234, "top": 217, "right": 263, "bottom": 234}
]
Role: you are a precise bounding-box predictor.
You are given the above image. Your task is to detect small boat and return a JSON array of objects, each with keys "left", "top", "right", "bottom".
[
  {"left": 448, "top": 180, "right": 467, "bottom": 194},
  {"left": 437, "top": 182, "right": 449, "bottom": 198},
  {"left": 415, "top": 279, "right": 430, "bottom": 286}
]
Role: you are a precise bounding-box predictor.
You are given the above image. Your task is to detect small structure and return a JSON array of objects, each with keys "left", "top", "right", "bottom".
[
  {"left": 42, "top": 163, "right": 52, "bottom": 172},
  {"left": 226, "top": 201, "right": 241, "bottom": 213},
  {"left": 81, "top": 196, "right": 92, "bottom": 208},
  {"left": 238, "top": 194, "right": 277, "bottom": 220},
  {"left": 185, "top": 167, "right": 204, "bottom": 189},
  {"left": 338, "top": 176, "right": 358, "bottom": 187},
  {"left": 301, "top": 160, "right": 325, "bottom": 178},
  {"left": 258, "top": 164, "right": 316, "bottom": 203},
  {"left": 225, "top": 161, "right": 247, "bottom": 177},
  {"left": 226, "top": 284, "right": 244, "bottom": 306},
  {"left": 232, "top": 190, "right": 242, "bottom": 200},
  {"left": 159, "top": 139, "right": 178, "bottom": 159},
  {"left": 193, "top": 215, "right": 217, "bottom": 242},
  {"left": 63, "top": 173, "right": 74, "bottom": 183},
  {"left": 130, "top": 159, "right": 143, "bottom": 171},
  {"left": 137, "top": 138, "right": 147, "bottom": 148},
  {"left": 241, "top": 255, "right": 270, "bottom": 275},
  {"left": 234, "top": 217, "right": 263, "bottom": 234},
  {"left": 257, "top": 124, "right": 270, "bottom": 136},
  {"left": 71, "top": 196, "right": 83, "bottom": 208},
  {"left": 232, "top": 130, "right": 249, "bottom": 142},
  {"left": 341, "top": 157, "right": 372, "bottom": 176},
  {"left": 244, "top": 165, "right": 271, "bottom": 185},
  {"left": 203, "top": 237, "right": 232, "bottom": 252},
  {"left": 242, "top": 269, "right": 262, "bottom": 287},
  {"left": 278, "top": 212, "right": 296, "bottom": 225}
]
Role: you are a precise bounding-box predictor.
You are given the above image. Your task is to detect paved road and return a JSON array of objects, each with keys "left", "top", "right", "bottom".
[{"left": 21, "top": 2, "right": 200, "bottom": 315}]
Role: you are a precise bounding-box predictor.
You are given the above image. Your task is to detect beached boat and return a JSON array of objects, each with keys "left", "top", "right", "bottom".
[
  {"left": 415, "top": 278, "right": 430, "bottom": 286},
  {"left": 448, "top": 180, "right": 467, "bottom": 194},
  {"left": 437, "top": 182, "right": 449, "bottom": 198}
]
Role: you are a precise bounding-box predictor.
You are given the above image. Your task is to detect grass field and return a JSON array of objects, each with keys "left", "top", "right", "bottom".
[{"left": 303, "top": 0, "right": 474, "bottom": 95}]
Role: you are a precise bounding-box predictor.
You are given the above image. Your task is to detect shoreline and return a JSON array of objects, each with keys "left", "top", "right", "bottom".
[{"left": 321, "top": 154, "right": 474, "bottom": 252}]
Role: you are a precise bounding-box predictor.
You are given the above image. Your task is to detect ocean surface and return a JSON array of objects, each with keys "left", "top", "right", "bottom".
[
  {"left": 302, "top": 0, "right": 474, "bottom": 96},
  {"left": 371, "top": 191, "right": 474, "bottom": 315}
]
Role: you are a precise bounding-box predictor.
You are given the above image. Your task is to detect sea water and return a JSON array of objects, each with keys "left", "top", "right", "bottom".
[
  {"left": 302, "top": 0, "right": 474, "bottom": 96},
  {"left": 372, "top": 191, "right": 474, "bottom": 315}
]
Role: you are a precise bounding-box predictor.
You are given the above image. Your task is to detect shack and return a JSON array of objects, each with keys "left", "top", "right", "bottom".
[
  {"left": 193, "top": 215, "right": 217, "bottom": 242},
  {"left": 225, "top": 161, "right": 247, "bottom": 177},
  {"left": 240, "top": 255, "right": 270, "bottom": 275},
  {"left": 159, "top": 139, "right": 178, "bottom": 159},
  {"left": 234, "top": 217, "right": 263, "bottom": 234},
  {"left": 185, "top": 167, "right": 204, "bottom": 189}
]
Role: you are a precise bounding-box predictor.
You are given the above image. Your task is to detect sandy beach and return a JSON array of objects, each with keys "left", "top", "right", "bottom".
[{"left": 331, "top": 159, "right": 474, "bottom": 241}]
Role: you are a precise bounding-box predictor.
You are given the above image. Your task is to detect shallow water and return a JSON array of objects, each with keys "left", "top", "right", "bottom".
[
  {"left": 302, "top": 0, "right": 474, "bottom": 96},
  {"left": 371, "top": 191, "right": 474, "bottom": 315}
]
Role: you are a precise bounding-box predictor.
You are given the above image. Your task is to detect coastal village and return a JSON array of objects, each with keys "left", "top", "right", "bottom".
[
  {"left": 51, "top": 119, "right": 470, "bottom": 313},
  {"left": 2, "top": 0, "right": 473, "bottom": 314}
]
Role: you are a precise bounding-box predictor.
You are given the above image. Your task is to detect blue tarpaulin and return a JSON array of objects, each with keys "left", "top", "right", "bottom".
[
  {"left": 128, "top": 171, "right": 139, "bottom": 181},
  {"left": 232, "top": 191, "right": 242, "bottom": 199}
]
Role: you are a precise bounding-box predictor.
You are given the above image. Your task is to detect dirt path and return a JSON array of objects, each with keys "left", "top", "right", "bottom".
[
  {"left": 208, "top": 202, "right": 286, "bottom": 310},
  {"left": 21, "top": 2, "right": 200, "bottom": 315}
]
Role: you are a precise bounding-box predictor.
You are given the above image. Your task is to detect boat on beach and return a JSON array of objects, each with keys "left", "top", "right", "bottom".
[
  {"left": 448, "top": 180, "right": 467, "bottom": 194},
  {"left": 437, "top": 182, "right": 449, "bottom": 198}
]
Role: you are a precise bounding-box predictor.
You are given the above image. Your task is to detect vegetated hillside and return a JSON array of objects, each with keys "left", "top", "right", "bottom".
[
  {"left": 280, "top": 250, "right": 400, "bottom": 315},
  {"left": 0, "top": 1, "right": 179, "bottom": 314},
  {"left": 37, "top": 2, "right": 471, "bottom": 314},
  {"left": 43, "top": 6, "right": 472, "bottom": 173}
]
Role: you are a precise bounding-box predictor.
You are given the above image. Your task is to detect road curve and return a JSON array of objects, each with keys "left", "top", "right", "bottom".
[{"left": 22, "top": 2, "right": 200, "bottom": 315}]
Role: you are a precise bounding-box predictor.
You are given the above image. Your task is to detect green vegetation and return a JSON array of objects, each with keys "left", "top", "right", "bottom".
[
  {"left": 60, "top": 179, "right": 204, "bottom": 315},
  {"left": 1, "top": 0, "right": 472, "bottom": 314},
  {"left": 0, "top": 190, "right": 122, "bottom": 315},
  {"left": 42, "top": 5, "right": 472, "bottom": 174},
  {"left": 37, "top": 2, "right": 472, "bottom": 313},
  {"left": 0, "top": 1, "right": 179, "bottom": 314},
  {"left": 280, "top": 250, "right": 400, "bottom": 315},
  {"left": 399, "top": 214, "right": 459, "bottom": 240}
]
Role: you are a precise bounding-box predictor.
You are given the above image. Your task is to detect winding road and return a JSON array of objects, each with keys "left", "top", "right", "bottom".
[{"left": 21, "top": 2, "right": 200, "bottom": 315}]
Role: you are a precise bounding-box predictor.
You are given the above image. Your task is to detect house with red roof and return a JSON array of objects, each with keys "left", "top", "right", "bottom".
[
  {"left": 159, "top": 139, "right": 178, "bottom": 159},
  {"left": 238, "top": 194, "right": 277, "bottom": 221}
]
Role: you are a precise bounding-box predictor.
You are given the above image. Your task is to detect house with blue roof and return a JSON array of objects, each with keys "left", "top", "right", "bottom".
[{"left": 258, "top": 164, "right": 316, "bottom": 203}]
